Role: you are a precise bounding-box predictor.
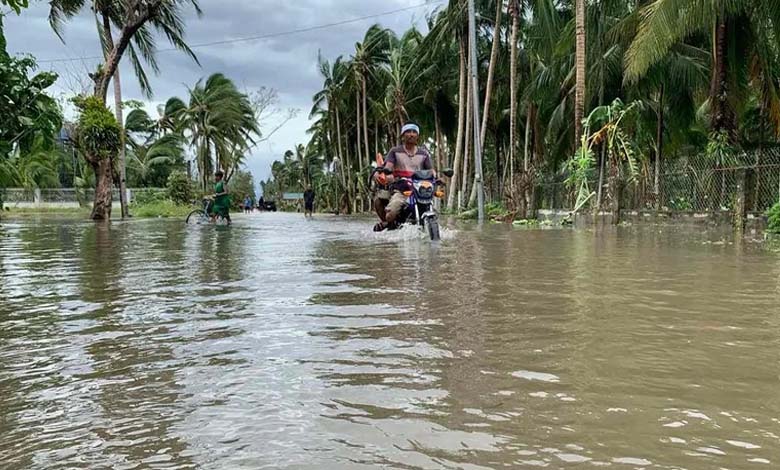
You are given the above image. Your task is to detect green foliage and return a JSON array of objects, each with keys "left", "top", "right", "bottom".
[
  {"left": 668, "top": 197, "right": 693, "bottom": 211},
  {"left": 1, "top": 18, "right": 62, "bottom": 216},
  {"left": 706, "top": 130, "right": 737, "bottom": 167},
  {"left": 166, "top": 170, "right": 195, "bottom": 205},
  {"left": 513, "top": 218, "right": 541, "bottom": 227},
  {"left": 175, "top": 74, "right": 260, "bottom": 190},
  {"left": 73, "top": 96, "right": 120, "bottom": 160},
  {"left": 0, "top": 19, "right": 62, "bottom": 158},
  {"left": 1, "top": 0, "right": 28, "bottom": 14},
  {"left": 228, "top": 170, "right": 255, "bottom": 209},
  {"left": 566, "top": 136, "right": 596, "bottom": 209},
  {"left": 767, "top": 203, "right": 780, "bottom": 234},
  {"left": 124, "top": 108, "right": 185, "bottom": 187},
  {"left": 131, "top": 188, "right": 167, "bottom": 205},
  {"left": 47, "top": 0, "right": 202, "bottom": 99}
]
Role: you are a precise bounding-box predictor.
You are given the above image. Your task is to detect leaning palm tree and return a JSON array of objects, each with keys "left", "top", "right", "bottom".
[
  {"left": 47, "top": 0, "right": 202, "bottom": 220},
  {"left": 177, "top": 74, "right": 260, "bottom": 191}
]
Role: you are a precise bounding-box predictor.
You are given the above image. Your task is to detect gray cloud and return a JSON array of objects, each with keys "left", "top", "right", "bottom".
[{"left": 4, "top": 0, "right": 440, "bottom": 184}]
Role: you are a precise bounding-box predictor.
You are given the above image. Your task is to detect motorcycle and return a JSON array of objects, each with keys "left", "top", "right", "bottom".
[{"left": 375, "top": 166, "right": 454, "bottom": 240}]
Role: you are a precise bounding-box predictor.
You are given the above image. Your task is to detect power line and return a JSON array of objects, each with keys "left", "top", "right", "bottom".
[{"left": 36, "top": 1, "right": 445, "bottom": 64}]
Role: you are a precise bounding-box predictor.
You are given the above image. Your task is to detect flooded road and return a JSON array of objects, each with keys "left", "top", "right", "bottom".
[{"left": 1, "top": 213, "right": 779, "bottom": 469}]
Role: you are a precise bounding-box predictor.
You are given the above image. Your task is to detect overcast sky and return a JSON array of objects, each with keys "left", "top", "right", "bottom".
[{"left": 4, "top": 0, "right": 442, "bottom": 187}]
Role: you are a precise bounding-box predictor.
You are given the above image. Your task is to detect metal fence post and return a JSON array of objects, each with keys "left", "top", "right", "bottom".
[{"left": 734, "top": 169, "right": 747, "bottom": 234}]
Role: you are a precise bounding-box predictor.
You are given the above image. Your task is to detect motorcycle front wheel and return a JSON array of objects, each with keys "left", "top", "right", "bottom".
[{"left": 426, "top": 217, "right": 441, "bottom": 241}]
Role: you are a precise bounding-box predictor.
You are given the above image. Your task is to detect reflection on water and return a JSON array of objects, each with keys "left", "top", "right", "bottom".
[{"left": 1, "top": 214, "right": 779, "bottom": 469}]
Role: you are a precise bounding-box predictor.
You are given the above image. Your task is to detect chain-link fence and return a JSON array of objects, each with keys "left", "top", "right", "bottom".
[{"left": 536, "top": 148, "right": 780, "bottom": 214}]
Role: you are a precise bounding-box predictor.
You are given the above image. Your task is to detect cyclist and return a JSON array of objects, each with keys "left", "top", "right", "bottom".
[{"left": 211, "top": 171, "right": 231, "bottom": 225}]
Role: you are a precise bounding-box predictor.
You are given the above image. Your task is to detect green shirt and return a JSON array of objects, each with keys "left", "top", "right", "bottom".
[{"left": 214, "top": 181, "right": 230, "bottom": 211}]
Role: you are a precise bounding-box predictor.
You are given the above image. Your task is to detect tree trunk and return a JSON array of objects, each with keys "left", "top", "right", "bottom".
[
  {"left": 113, "top": 68, "right": 129, "bottom": 218},
  {"left": 754, "top": 102, "right": 764, "bottom": 210},
  {"left": 479, "top": 0, "right": 503, "bottom": 149},
  {"left": 448, "top": 40, "right": 467, "bottom": 209},
  {"left": 204, "top": 138, "right": 212, "bottom": 192},
  {"left": 575, "top": 0, "right": 587, "bottom": 144},
  {"left": 509, "top": 2, "right": 519, "bottom": 193},
  {"left": 597, "top": 143, "right": 606, "bottom": 210},
  {"left": 362, "top": 77, "right": 370, "bottom": 170},
  {"left": 521, "top": 104, "right": 533, "bottom": 218},
  {"left": 434, "top": 104, "right": 444, "bottom": 171},
  {"left": 655, "top": 84, "right": 664, "bottom": 208},
  {"left": 90, "top": 157, "right": 113, "bottom": 221},
  {"left": 100, "top": 12, "right": 128, "bottom": 219},
  {"left": 608, "top": 157, "right": 620, "bottom": 224},
  {"left": 94, "top": 13, "right": 149, "bottom": 102},
  {"left": 335, "top": 107, "right": 344, "bottom": 168},
  {"left": 462, "top": 55, "right": 473, "bottom": 211},
  {"left": 710, "top": 16, "right": 734, "bottom": 136},
  {"left": 335, "top": 107, "right": 347, "bottom": 191},
  {"left": 355, "top": 90, "right": 363, "bottom": 170},
  {"left": 495, "top": 126, "right": 503, "bottom": 198}
]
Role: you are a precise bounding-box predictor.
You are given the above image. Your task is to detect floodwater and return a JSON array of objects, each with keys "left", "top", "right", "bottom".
[{"left": 0, "top": 213, "right": 778, "bottom": 469}]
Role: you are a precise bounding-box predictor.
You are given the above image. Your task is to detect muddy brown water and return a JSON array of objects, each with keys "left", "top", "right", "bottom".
[{"left": 1, "top": 213, "right": 778, "bottom": 469}]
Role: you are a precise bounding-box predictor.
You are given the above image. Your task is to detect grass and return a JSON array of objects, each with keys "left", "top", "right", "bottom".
[
  {"left": 1, "top": 206, "right": 90, "bottom": 218},
  {"left": 130, "top": 200, "right": 192, "bottom": 218},
  {"left": 0, "top": 200, "right": 191, "bottom": 219}
]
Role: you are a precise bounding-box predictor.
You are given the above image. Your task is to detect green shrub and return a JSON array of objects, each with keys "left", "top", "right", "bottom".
[
  {"left": 167, "top": 170, "right": 195, "bottom": 205},
  {"left": 132, "top": 188, "right": 167, "bottom": 205},
  {"left": 668, "top": 197, "right": 693, "bottom": 211},
  {"left": 767, "top": 202, "right": 780, "bottom": 233}
]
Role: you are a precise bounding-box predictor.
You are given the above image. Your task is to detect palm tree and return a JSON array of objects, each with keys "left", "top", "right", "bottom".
[
  {"left": 626, "top": 0, "right": 780, "bottom": 141},
  {"left": 383, "top": 29, "right": 429, "bottom": 130},
  {"left": 479, "top": 0, "right": 504, "bottom": 149},
  {"left": 423, "top": 1, "right": 468, "bottom": 209},
  {"left": 351, "top": 25, "right": 391, "bottom": 170},
  {"left": 575, "top": 0, "right": 587, "bottom": 143},
  {"left": 311, "top": 54, "right": 350, "bottom": 199},
  {"left": 47, "top": 0, "right": 202, "bottom": 220},
  {"left": 509, "top": 0, "right": 520, "bottom": 194},
  {"left": 124, "top": 109, "right": 185, "bottom": 187},
  {"left": 177, "top": 74, "right": 260, "bottom": 191}
]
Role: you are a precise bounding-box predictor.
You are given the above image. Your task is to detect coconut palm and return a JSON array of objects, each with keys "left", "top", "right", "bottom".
[
  {"left": 48, "top": 0, "right": 202, "bottom": 220},
  {"left": 176, "top": 73, "right": 260, "bottom": 190},
  {"left": 123, "top": 109, "right": 185, "bottom": 187},
  {"left": 350, "top": 25, "right": 392, "bottom": 170},
  {"left": 626, "top": 0, "right": 780, "bottom": 140},
  {"left": 575, "top": 0, "right": 587, "bottom": 142}
]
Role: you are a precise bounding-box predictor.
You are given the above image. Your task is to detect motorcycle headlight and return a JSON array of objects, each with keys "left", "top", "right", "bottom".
[{"left": 416, "top": 181, "right": 435, "bottom": 199}]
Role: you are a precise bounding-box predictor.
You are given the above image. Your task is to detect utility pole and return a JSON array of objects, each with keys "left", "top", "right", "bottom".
[{"left": 468, "top": 0, "right": 485, "bottom": 222}]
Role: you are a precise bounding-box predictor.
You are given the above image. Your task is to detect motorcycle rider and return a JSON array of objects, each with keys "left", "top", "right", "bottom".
[{"left": 373, "top": 122, "right": 434, "bottom": 232}]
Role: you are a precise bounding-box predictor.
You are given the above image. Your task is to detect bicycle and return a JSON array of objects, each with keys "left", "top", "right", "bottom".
[{"left": 185, "top": 198, "right": 230, "bottom": 225}]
